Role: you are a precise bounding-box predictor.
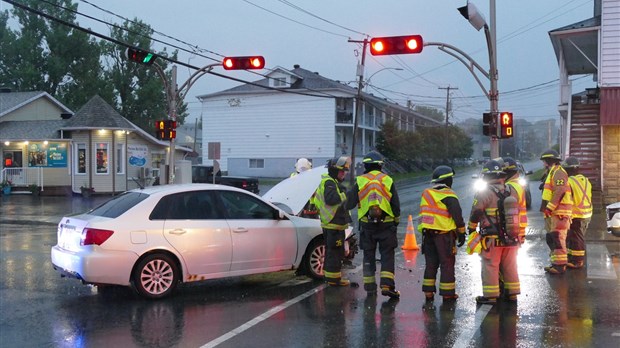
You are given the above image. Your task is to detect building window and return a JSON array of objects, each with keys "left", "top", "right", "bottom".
[
  {"left": 116, "top": 143, "right": 125, "bottom": 174},
  {"left": 96, "top": 143, "right": 109, "bottom": 174},
  {"left": 273, "top": 77, "right": 286, "bottom": 87},
  {"left": 249, "top": 159, "right": 264, "bottom": 168},
  {"left": 75, "top": 143, "right": 86, "bottom": 174}
]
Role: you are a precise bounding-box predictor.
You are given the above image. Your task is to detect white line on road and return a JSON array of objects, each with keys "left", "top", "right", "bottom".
[
  {"left": 200, "top": 284, "right": 327, "bottom": 348},
  {"left": 451, "top": 304, "right": 493, "bottom": 348}
]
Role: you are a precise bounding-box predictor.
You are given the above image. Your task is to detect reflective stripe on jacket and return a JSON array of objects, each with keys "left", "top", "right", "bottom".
[
  {"left": 418, "top": 186, "right": 458, "bottom": 232},
  {"left": 356, "top": 171, "right": 395, "bottom": 222},
  {"left": 542, "top": 164, "right": 573, "bottom": 216},
  {"left": 314, "top": 174, "right": 348, "bottom": 230},
  {"left": 568, "top": 174, "right": 592, "bottom": 218}
]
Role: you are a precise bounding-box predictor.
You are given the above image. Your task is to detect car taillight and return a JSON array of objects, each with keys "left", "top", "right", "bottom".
[
  {"left": 242, "top": 180, "right": 248, "bottom": 188},
  {"left": 81, "top": 228, "right": 114, "bottom": 246}
]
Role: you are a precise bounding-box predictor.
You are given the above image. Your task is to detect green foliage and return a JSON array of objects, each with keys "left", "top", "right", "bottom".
[
  {"left": 0, "top": 1, "right": 188, "bottom": 133},
  {"left": 414, "top": 105, "right": 445, "bottom": 122}
]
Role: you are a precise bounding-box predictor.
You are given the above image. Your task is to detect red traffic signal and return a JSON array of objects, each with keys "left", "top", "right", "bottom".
[
  {"left": 155, "top": 120, "right": 177, "bottom": 140},
  {"left": 125, "top": 48, "right": 157, "bottom": 65},
  {"left": 222, "top": 56, "right": 265, "bottom": 70},
  {"left": 370, "top": 35, "right": 424, "bottom": 56},
  {"left": 498, "top": 112, "right": 514, "bottom": 138}
]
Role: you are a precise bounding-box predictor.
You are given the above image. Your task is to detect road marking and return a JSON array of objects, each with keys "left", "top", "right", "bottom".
[
  {"left": 451, "top": 304, "right": 493, "bottom": 347},
  {"left": 587, "top": 244, "right": 618, "bottom": 279},
  {"left": 200, "top": 284, "right": 327, "bottom": 348}
]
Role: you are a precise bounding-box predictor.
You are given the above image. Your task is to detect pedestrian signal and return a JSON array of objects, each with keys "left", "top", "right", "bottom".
[{"left": 499, "top": 112, "right": 513, "bottom": 138}]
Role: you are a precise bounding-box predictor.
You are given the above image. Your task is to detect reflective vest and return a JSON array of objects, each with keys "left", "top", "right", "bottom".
[
  {"left": 506, "top": 177, "right": 528, "bottom": 235},
  {"left": 313, "top": 174, "right": 347, "bottom": 229},
  {"left": 542, "top": 164, "right": 573, "bottom": 216},
  {"left": 418, "top": 186, "right": 458, "bottom": 232},
  {"left": 568, "top": 174, "right": 593, "bottom": 219},
  {"left": 356, "top": 171, "right": 395, "bottom": 222}
]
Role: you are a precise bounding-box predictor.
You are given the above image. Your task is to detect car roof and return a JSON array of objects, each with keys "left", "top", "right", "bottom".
[{"left": 130, "top": 183, "right": 250, "bottom": 196}]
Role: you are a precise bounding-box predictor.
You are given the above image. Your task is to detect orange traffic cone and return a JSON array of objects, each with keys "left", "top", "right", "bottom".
[{"left": 401, "top": 214, "right": 419, "bottom": 250}]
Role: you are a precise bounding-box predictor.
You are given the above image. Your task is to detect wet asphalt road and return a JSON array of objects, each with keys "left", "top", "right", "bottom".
[{"left": 1, "top": 168, "right": 619, "bottom": 347}]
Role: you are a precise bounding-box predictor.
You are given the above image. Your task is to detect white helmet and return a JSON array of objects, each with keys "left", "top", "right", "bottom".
[{"left": 295, "top": 158, "right": 312, "bottom": 173}]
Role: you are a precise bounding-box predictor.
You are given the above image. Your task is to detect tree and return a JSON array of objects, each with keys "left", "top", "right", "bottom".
[{"left": 414, "top": 105, "right": 445, "bottom": 123}]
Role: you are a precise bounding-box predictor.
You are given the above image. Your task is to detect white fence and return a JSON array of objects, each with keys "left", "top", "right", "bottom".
[{"left": 1, "top": 167, "right": 43, "bottom": 188}]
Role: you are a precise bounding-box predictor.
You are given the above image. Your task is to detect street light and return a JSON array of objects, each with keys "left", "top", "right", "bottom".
[
  {"left": 458, "top": 0, "right": 499, "bottom": 158},
  {"left": 365, "top": 67, "right": 403, "bottom": 90}
]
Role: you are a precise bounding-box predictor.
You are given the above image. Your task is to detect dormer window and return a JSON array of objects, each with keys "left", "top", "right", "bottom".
[{"left": 272, "top": 77, "right": 287, "bottom": 87}]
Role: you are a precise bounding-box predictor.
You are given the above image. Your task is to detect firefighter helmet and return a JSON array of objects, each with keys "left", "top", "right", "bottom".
[
  {"left": 362, "top": 151, "right": 384, "bottom": 165},
  {"left": 481, "top": 159, "right": 505, "bottom": 176},
  {"left": 502, "top": 157, "right": 518, "bottom": 171},
  {"left": 328, "top": 156, "right": 351, "bottom": 171},
  {"left": 295, "top": 158, "right": 312, "bottom": 173},
  {"left": 562, "top": 156, "right": 580, "bottom": 168},
  {"left": 431, "top": 165, "right": 455, "bottom": 183},
  {"left": 540, "top": 149, "right": 561, "bottom": 161}
]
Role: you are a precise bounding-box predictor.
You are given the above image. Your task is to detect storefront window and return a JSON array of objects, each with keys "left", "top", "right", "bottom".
[
  {"left": 76, "top": 143, "right": 86, "bottom": 174},
  {"left": 96, "top": 143, "right": 109, "bottom": 174},
  {"left": 116, "top": 143, "right": 125, "bottom": 174}
]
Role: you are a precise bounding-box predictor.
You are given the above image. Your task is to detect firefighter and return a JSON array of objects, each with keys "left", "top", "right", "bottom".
[
  {"left": 540, "top": 149, "right": 573, "bottom": 274},
  {"left": 563, "top": 156, "right": 592, "bottom": 269},
  {"left": 346, "top": 151, "right": 401, "bottom": 298},
  {"left": 291, "top": 158, "right": 312, "bottom": 177},
  {"left": 502, "top": 157, "right": 528, "bottom": 243},
  {"left": 468, "top": 160, "right": 521, "bottom": 304},
  {"left": 418, "top": 165, "right": 465, "bottom": 302},
  {"left": 313, "top": 156, "right": 353, "bottom": 286}
]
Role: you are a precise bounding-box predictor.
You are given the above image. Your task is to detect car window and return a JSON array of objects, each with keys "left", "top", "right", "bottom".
[
  {"left": 89, "top": 192, "right": 149, "bottom": 218},
  {"left": 218, "top": 190, "right": 276, "bottom": 220},
  {"left": 150, "top": 191, "right": 221, "bottom": 220}
]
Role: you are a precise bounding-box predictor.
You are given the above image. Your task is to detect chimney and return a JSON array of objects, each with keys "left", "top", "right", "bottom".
[{"left": 293, "top": 64, "right": 300, "bottom": 69}]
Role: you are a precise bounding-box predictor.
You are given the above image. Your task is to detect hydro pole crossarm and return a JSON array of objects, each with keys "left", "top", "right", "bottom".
[{"left": 424, "top": 41, "right": 490, "bottom": 99}]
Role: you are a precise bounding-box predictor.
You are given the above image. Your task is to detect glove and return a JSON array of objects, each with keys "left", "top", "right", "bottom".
[
  {"left": 543, "top": 208, "right": 552, "bottom": 218},
  {"left": 457, "top": 233, "right": 466, "bottom": 247}
]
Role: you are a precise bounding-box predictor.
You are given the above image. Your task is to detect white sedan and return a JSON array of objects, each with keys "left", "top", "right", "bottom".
[{"left": 51, "top": 184, "right": 324, "bottom": 299}]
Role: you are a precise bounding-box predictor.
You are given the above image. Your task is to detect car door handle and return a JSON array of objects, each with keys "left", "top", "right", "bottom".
[
  {"left": 233, "top": 227, "right": 248, "bottom": 233},
  {"left": 169, "top": 229, "right": 187, "bottom": 235}
]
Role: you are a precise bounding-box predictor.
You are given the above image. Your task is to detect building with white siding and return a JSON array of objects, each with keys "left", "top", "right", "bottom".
[{"left": 197, "top": 64, "right": 442, "bottom": 178}]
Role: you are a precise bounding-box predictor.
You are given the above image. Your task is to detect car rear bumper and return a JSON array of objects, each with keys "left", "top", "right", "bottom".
[{"left": 51, "top": 245, "right": 138, "bottom": 286}]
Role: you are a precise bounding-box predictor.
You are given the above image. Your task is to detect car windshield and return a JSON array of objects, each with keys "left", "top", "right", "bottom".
[{"left": 88, "top": 192, "right": 149, "bottom": 218}]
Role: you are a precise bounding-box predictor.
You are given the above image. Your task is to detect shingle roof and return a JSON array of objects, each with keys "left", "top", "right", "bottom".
[
  {"left": 62, "top": 95, "right": 135, "bottom": 130},
  {"left": 0, "top": 120, "right": 67, "bottom": 140}
]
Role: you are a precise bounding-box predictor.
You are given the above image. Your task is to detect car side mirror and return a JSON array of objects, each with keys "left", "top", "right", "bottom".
[{"left": 275, "top": 209, "right": 288, "bottom": 220}]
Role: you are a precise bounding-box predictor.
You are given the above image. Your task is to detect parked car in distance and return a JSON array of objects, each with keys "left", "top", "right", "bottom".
[
  {"left": 192, "top": 165, "right": 259, "bottom": 194},
  {"left": 51, "top": 184, "right": 325, "bottom": 299},
  {"left": 471, "top": 161, "right": 533, "bottom": 210},
  {"left": 607, "top": 202, "right": 620, "bottom": 237}
]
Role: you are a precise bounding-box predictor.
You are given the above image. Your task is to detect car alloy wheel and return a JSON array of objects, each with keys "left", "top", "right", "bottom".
[
  {"left": 133, "top": 253, "right": 179, "bottom": 299},
  {"left": 303, "top": 238, "right": 325, "bottom": 279}
]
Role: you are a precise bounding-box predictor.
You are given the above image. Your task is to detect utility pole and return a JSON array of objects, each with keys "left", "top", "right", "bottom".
[
  {"left": 168, "top": 65, "right": 177, "bottom": 184},
  {"left": 348, "top": 38, "right": 369, "bottom": 184},
  {"left": 439, "top": 85, "right": 457, "bottom": 161}
]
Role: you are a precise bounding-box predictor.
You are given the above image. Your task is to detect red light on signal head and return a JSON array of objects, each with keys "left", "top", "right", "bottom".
[
  {"left": 222, "top": 56, "right": 265, "bottom": 70},
  {"left": 370, "top": 35, "right": 423, "bottom": 55}
]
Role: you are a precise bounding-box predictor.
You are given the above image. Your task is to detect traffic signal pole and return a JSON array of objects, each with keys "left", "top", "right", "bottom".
[{"left": 168, "top": 65, "right": 177, "bottom": 184}]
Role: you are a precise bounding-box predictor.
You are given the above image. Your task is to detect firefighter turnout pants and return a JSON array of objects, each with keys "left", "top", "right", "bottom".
[
  {"left": 480, "top": 240, "right": 520, "bottom": 298},
  {"left": 360, "top": 221, "right": 398, "bottom": 293},
  {"left": 544, "top": 215, "right": 571, "bottom": 267},
  {"left": 422, "top": 230, "right": 457, "bottom": 297},
  {"left": 567, "top": 217, "right": 590, "bottom": 265},
  {"left": 323, "top": 228, "right": 346, "bottom": 284}
]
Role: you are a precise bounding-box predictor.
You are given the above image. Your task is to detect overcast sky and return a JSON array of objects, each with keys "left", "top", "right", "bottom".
[{"left": 3, "top": 0, "right": 596, "bottom": 126}]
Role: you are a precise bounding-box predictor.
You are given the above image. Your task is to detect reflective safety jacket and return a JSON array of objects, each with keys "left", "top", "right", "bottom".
[
  {"left": 542, "top": 164, "right": 573, "bottom": 216},
  {"left": 356, "top": 170, "right": 395, "bottom": 223},
  {"left": 313, "top": 173, "right": 351, "bottom": 230},
  {"left": 506, "top": 176, "right": 528, "bottom": 238},
  {"left": 418, "top": 185, "right": 459, "bottom": 232},
  {"left": 568, "top": 174, "right": 592, "bottom": 219}
]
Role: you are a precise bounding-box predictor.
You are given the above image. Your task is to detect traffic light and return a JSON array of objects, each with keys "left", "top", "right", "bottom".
[
  {"left": 369, "top": 35, "right": 424, "bottom": 56},
  {"left": 498, "top": 112, "right": 514, "bottom": 138},
  {"left": 222, "top": 56, "right": 265, "bottom": 70},
  {"left": 125, "top": 48, "right": 157, "bottom": 65},
  {"left": 482, "top": 112, "right": 496, "bottom": 136},
  {"left": 155, "top": 120, "right": 177, "bottom": 140}
]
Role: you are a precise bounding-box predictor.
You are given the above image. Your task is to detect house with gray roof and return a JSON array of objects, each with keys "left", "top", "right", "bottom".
[
  {"left": 0, "top": 91, "right": 191, "bottom": 195},
  {"left": 196, "top": 64, "right": 442, "bottom": 178}
]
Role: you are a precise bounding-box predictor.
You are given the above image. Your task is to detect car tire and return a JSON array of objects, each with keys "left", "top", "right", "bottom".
[
  {"left": 525, "top": 189, "right": 532, "bottom": 211},
  {"left": 132, "top": 253, "right": 179, "bottom": 299},
  {"left": 301, "top": 237, "right": 325, "bottom": 280}
]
